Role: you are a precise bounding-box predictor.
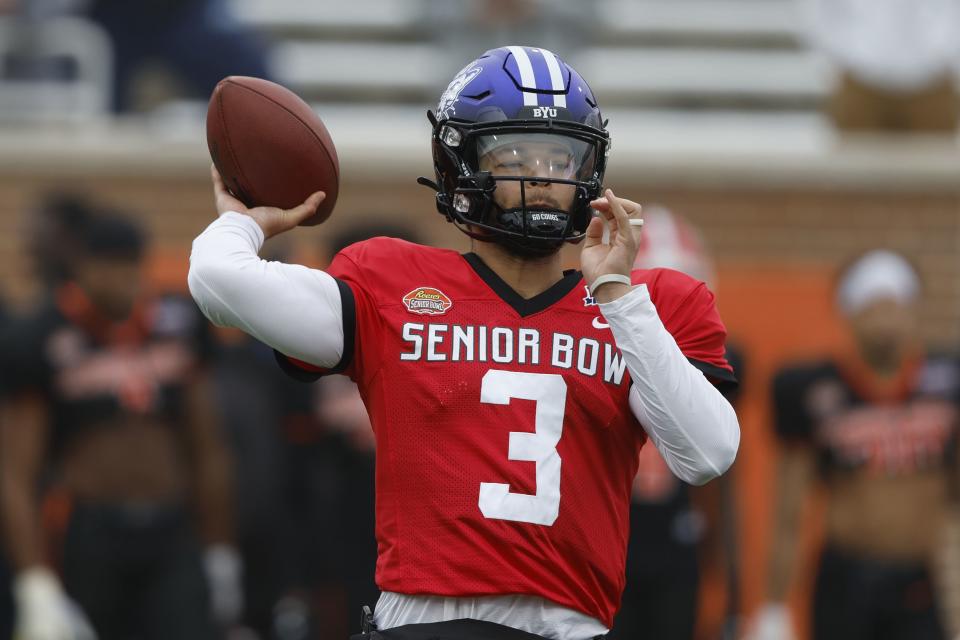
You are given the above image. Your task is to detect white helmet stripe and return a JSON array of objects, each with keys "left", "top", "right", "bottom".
[
  {"left": 507, "top": 46, "right": 539, "bottom": 106},
  {"left": 539, "top": 49, "right": 567, "bottom": 108}
]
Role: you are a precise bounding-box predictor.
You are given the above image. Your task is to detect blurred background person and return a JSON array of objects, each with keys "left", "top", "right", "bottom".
[
  {"left": 0, "top": 193, "right": 92, "bottom": 640},
  {"left": 749, "top": 250, "right": 957, "bottom": 640},
  {"left": 609, "top": 206, "right": 743, "bottom": 640},
  {"left": 0, "top": 208, "right": 241, "bottom": 640},
  {"left": 206, "top": 234, "right": 351, "bottom": 640},
  {"left": 84, "top": 0, "right": 272, "bottom": 112},
  {"left": 0, "top": 565, "right": 11, "bottom": 640},
  {"left": 269, "top": 221, "right": 420, "bottom": 640},
  {"left": 208, "top": 309, "right": 296, "bottom": 638},
  {"left": 22, "top": 194, "right": 93, "bottom": 299},
  {"left": 804, "top": 0, "right": 960, "bottom": 132},
  {"left": 0, "top": 286, "right": 10, "bottom": 640},
  {"left": 4, "top": 0, "right": 272, "bottom": 112}
]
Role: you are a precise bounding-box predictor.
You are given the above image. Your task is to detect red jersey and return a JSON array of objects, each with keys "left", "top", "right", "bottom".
[{"left": 280, "top": 238, "right": 733, "bottom": 627}]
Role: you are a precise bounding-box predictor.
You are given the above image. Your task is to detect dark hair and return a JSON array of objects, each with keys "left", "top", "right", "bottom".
[
  {"left": 81, "top": 213, "right": 146, "bottom": 261},
  {"left": 36, "top": 193, "right": 96, "bottom": 229}
]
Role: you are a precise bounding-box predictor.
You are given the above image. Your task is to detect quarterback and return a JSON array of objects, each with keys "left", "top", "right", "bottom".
[{"left": 189, "top": 46, "right": 740, "bottom": 640}]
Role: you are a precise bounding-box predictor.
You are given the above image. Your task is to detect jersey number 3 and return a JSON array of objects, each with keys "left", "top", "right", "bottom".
[{"left": 479, "top": 369, "right": 566, "bottom": 526}]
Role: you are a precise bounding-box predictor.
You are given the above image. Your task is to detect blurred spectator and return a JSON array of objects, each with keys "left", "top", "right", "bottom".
[
  {"left": 6, "top": 196, "right": 92, "bottom": 627},
  {"left": 265, "top": 221, "right": 420, "bottom": 639},
  {"left": 0, "top": 295, "right": 10, "bottom": 640},
  {"left": 608, "top": 207, "right": 742, "bottom": 640},
  {"left": 3, "top": 0, "right": 272, "bottom": 112},
  {"left": 207, "top": 236, "right": 324, "bottom": 640},
  {"left": 210, "top": 330, "right": 307, "bottom": 639},
  {"left": 85, "top": 0, "right": 272, "bottom": 112},
  {"left": 749, "top": 250, "right": 956, "bottom": 639},
  {"left": 0, "top": 209, "right": 240, "bottom": 640},
  {"left": 2, "top": 193, "right": 90, "bottom": 637},
  {"left": 424, "top": 0, "right": 595, "bottom": 79},
  {"left": 23, "top": 193, "right": 93, "bottom": 296},
  {"left": 274, "top": 371, "right": 376, "bottom": 640},
  {"left": 804, "top": 0, "right": 960, "bottom": 132},
  {"left": 0, "top": 562, "right": 11, "bottom": 640}
]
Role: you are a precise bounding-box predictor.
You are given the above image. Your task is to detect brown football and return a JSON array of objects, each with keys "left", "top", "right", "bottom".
[{"left": 206, "top": 76, "right": 338, "bottom": 226}]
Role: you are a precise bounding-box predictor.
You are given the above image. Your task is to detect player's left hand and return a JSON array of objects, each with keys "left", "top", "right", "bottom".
[{"left": 581, "top": 189, "right": 643, "bottom": 303}]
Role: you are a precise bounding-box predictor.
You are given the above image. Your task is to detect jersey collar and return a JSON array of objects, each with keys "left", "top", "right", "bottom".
[{"left": 462, "top": 252, "right": 583, "bottom": 318}]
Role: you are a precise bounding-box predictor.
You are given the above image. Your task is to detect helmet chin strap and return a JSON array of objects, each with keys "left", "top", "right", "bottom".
[
  {"left": 492, "top": 233, "right": 564, "bottom": 259},
  {"left": 461, "top": 221, "right": 561, "bottom": 258}
]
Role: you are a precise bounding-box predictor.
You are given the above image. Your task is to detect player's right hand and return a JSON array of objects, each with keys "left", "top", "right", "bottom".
[
  {"left": 13, "top": 567, "right": 96, "bottom": 640},
  {"left": 742, "top": 603, "right": 797, "bottom": 640},
  {"left": 211, "top": 164, "right": 324, "bottom": 239}
]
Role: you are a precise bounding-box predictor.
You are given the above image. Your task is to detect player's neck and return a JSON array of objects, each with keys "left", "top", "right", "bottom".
[{"left": 471, "top": 241, "right": 565, "bottom": 300}]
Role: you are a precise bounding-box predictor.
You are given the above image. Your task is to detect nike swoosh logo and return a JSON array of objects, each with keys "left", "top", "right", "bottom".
[{"left": 592, "top": 317, "right": 609, "bottom": 329}]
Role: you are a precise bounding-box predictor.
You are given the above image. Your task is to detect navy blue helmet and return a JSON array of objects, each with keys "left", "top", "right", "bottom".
[{"left": 421, "top": 46, "right": 610, "bottom": 256}]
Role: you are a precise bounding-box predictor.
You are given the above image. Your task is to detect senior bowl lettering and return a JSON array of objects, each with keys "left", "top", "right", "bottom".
[
  {"left": 403, "top": 287, "right": 453, "bottom": 316},
  {"left": 399, "top": 322, "right": 627, "bottom": 385}
]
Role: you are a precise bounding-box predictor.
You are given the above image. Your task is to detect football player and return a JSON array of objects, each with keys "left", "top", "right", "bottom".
[
  {"left": 749, "top": 250, "right": 957, "bottom": 640},
  {"left": 189, "top": 46, "right": 740, "bottom": 640},
  {"left": 1, "top": 212, "right": 241, "bottom": 640}
]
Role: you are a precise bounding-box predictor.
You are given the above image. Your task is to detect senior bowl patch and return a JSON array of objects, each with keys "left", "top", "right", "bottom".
[{"left": 403, "top": 287, "right": 453, "bottom": 316}]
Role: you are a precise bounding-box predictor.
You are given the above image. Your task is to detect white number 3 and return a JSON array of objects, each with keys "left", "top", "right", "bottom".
[{"left": 478, "top": 369, "right": 566, "bottom": 526}]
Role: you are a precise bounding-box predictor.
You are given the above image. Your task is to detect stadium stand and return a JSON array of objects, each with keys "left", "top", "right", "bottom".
[
  {"left": 0, "top": 15, "right": 112, "bottom": 122},
  {"left": 237, "top": 0, "right": 831, "bottom": 110}
]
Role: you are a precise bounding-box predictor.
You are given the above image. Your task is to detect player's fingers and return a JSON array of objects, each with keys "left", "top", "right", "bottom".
[
  {"left": 616, "top": 196, "right": 642, "bottom": 217},
  {"left": 211, "top": 164, "right": 226, "bottom": 192},
  {"left": 211, "top": 164, "right": 246, "bottom": 215},
  {"left": 606, "top": 191, "right": 643, "bottom": 246},
  {"left": 590, "top": 195, "right": 640, "bottom": 216},
  {"left": 284, "top": 191, "right": 326, "bottom": 226},
  {"left": 583, "top": 215, "right": 604, "bottom": 249},
  {"left": 593, "top": 199, "right": 615, "bottom": 223},
  {"left": 606, "top": 189, "right": 633, "bottom": 244}
]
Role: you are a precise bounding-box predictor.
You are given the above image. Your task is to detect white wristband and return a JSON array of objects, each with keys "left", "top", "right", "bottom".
[{"left": 589, "top": 273, "right": 632, "bottom": 295}]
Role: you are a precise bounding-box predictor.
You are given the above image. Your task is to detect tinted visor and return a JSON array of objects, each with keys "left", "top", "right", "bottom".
[{"left": 474, "top": 133, "right": 597, "bottom": 182}]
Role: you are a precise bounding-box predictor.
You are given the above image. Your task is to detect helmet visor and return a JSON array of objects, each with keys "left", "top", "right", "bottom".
[{"left": 474, "top": 133, "right": 597, "bottom": 183}]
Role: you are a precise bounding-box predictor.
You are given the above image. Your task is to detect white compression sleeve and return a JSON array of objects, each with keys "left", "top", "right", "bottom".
[
  {"left": 598, "top": 285, "right": 740, "bottom": 485},
  {"left": 188, "top": 212, "right": 345, "bottom": 368}
]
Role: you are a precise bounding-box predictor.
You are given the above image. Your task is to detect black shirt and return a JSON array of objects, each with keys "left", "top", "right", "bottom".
[
  {"left": 0, "top": 285, "right": 212, "bottom": 461},
  {"left": 772, "top": 354, "right": 960, "bottom": 478}
]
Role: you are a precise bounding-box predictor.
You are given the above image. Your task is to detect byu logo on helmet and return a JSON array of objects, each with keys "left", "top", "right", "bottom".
[
  {"left": 437, "top": 62, "right": 483, "bottom": 120},
  {"left": 532, "top": 107, "right": 558, "bottom": 119}
]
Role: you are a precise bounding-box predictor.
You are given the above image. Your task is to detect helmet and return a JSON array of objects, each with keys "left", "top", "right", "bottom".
[{"left": 420, "top": 46, "right": 610, "bottom": 255}]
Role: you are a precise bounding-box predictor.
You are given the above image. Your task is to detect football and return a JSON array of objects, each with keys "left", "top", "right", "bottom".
[{"left": 206, "top": 76, "right": 338, "bottom": 226}]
